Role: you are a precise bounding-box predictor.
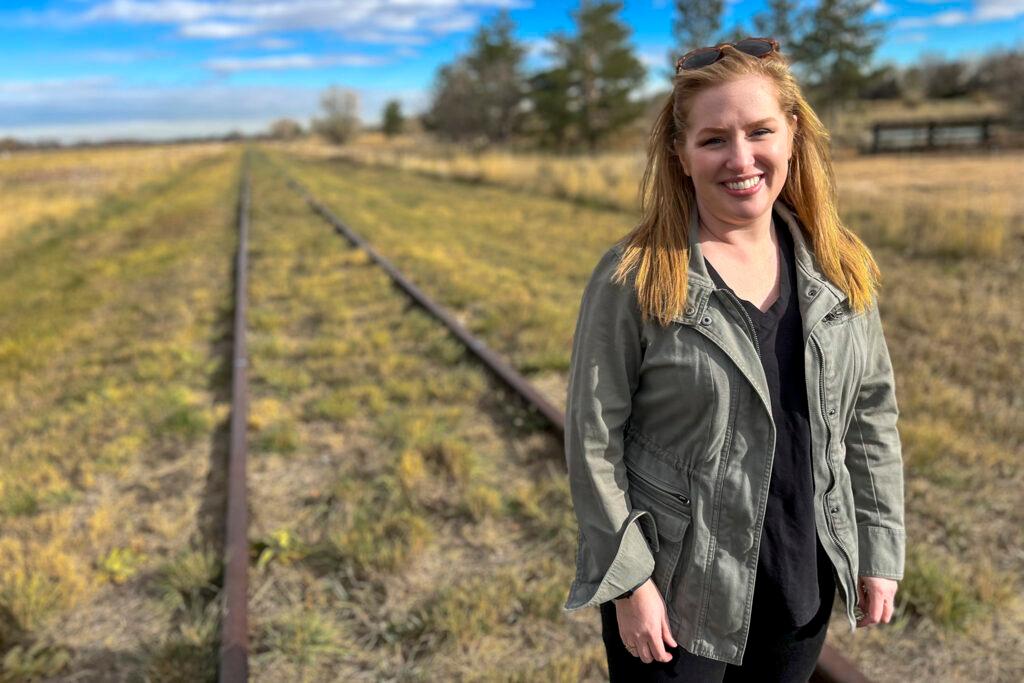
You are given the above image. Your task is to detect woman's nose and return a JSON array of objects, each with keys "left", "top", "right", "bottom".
[{"left": 725, "top": 140, "right": 755, "bottom": 171}]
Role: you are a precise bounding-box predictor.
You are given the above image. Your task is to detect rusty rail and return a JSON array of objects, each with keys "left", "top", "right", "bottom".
[
  {"left": 219, "top": 152, "right": 251, "bottom": 682},
  {"left": 274, "top": 156, "right": 873, "bottom": 683}
]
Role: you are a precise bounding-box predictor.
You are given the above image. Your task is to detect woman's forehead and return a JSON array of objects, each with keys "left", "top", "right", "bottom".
[{"left": 687, "top": 76, "right": 784, "bottom": 127}]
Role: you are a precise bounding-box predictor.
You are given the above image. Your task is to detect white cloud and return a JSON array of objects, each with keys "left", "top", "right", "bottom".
[
  {"left": 895, "top": 31, "right": 929, "bottom": 43},
  {"left": 0, "top": 76, "right": 430, "bottom": 143},
  {"left": 82, "top": 0, "right": 213, "bottom": 24},
  {"left": 180, "top": 21, "right": 259, "bottom": 38},
  {"left": 53, "top": 0, "right": 531, "bottom": 46},
  {"left": 205, "top": 52, "right": 392, "bottom": 73},
  {"left": 895, "top": 9, "right": 971, "bottom": 28},
  {"left": 257, "top": 37, "right": 294, "bottom": 49},
  {"left": 871, "top": 1, "right": 895, "bottom": 16},
  {"left": 976, "top": 0, "right": 1024, "bottom": 20},
  {"left": 427, "top": 13, "right": 479, "bottom": 33},
  {"left": 0, "top": 75, "right": 117, "bottom": 97},
  {"left": 895, "top": 0, "right": 1024, "bottom": 28}
]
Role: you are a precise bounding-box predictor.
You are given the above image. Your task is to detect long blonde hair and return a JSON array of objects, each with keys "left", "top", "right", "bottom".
[{"left": 614, "top": 43, "right": 881, "bottom": 324}]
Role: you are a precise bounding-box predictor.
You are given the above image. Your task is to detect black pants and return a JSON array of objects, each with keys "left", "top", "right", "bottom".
[{"left": 601, "top": 577, "right": 835, "bottom": 682}]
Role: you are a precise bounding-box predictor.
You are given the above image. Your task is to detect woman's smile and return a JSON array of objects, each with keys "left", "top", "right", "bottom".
[{"left": 721, "top": 174, "right": 764, "bottom": 196}]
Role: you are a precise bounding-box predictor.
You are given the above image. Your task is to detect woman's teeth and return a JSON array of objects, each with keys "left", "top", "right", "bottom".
[{"left": 724, "top": 176, "right": 762, "bottom": 190}]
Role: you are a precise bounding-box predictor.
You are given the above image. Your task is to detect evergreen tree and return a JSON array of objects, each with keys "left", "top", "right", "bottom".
[
  {"left": 423, "top": 9, "right": 527, "bottom": 144},
  {"left": 752, "top": 0, "right": 800, "bottom": 54},
  {"left": 532, "top": 1, "right": 646, "bottom": 151},
  {"left": 382, "top": 100, "right": 404, "bottom": 137},
  {"left": 464, "top": 9, "right": 528, "bottom": 143},
  {"left": 795, "top": 0, "right": 882, "bottom": 124}
]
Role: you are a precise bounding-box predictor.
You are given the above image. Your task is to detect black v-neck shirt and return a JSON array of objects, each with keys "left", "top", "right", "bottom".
[{"left": 703, "top": 211, "right": 835, "bottom": 627}]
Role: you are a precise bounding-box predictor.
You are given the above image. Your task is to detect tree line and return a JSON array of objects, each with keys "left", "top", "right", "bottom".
[
  {"left": 289, "top": 0, "right": 1023, "bottom": 149},
  {"left": 419, "top": 0, "right": 896, "bottom": 150}
]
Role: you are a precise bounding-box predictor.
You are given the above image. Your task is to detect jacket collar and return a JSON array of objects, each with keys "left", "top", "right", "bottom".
[{"left": 672, "top": 199, "right": 847, "bottom": 333}]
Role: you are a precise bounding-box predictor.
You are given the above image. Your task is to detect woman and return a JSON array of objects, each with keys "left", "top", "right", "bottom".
[{"left": 562, "top": 37, "right": 905, "bottom": 681}]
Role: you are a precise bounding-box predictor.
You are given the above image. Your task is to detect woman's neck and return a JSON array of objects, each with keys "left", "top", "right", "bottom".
[{"left": 698, "top": 213, "right": 777, "bottom": 264}]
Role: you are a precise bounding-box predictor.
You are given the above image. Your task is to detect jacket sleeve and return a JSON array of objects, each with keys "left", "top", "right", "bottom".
[
  {"left": 563, "top": 246, "right": 656, "bottom": 612},
  {"left": 844, "top": 299, "right": 906, "bottom": 581}
]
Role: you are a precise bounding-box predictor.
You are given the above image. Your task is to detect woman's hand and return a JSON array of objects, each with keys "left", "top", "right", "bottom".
[
  {"left": 856, "top": 576, "right": 898, "bottom": 628},
  {"left": 615, "top": 578, "right": 678, "bottom": 663}
]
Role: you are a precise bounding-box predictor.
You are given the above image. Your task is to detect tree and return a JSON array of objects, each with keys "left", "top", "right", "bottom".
[
  {"left": 669, "top": 0, "right": 724, "bottom": 76},
  {"left": 312, "top": 86, "right": 360, "bottom": 145},
  {"left": 268, "top": 118, "right": 303, "bottom": 139},
  {"left": 382, "top": 100, "right": 404, "bottom": 137},
  {"left": 531, "top": 0, "right": 647, "bottom": 151},
  {"left": 464, "top": 9, "right": 529, "bottom": 143},
  {"left": 969, "top": 48, "right": 1024, "bottom": 128},
  {"left": 526, "top": 61, "right": 574, "bottom": 148},
  {"left": 793, "top": 0, "right": 882, "bottom": 126},
  {"left": 752, "top": 0, "right": 800, "bottom": 54},
  {"left": 858, "top": 64, "right": 903, "bottom": 100},
  {"left": 423, "top": 61, "right": 485, "bottom": 143},
  {"left": 423, "top": 9, "right": 528, "bottom": 144},
  {"left": 917, "top": 54, "right": 971, "bottom": 99}
]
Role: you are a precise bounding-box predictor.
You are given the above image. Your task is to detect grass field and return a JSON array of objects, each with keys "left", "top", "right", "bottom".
[
  {"left": 0, "top": 149, "right": 240, "bottom": 679},
  {"left": 0, "top": 140, "right": 1021, "bottom": 681}
]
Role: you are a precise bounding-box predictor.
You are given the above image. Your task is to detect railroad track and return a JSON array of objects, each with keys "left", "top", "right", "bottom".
[{"left": 216, "top": 149, "right": 873, "bottom": 682}]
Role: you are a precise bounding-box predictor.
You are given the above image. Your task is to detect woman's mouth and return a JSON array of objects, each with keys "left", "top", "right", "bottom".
[{"left": 720, "top": 175, "right": 763, "bottom": 196}]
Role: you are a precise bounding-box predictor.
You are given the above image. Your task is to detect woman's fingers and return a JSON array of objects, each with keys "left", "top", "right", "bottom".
[
  {"left": 662, "top": 616, "right": 678, "bottom": 649},
  {"left": 647, "top": 632, "right": 672, "bottom": 663},
  {"left": 882, "top": 596, "right": 894, "bottom": 623},
  {"left": 638, "top": 640, "right": 653, "bottom": 664}
]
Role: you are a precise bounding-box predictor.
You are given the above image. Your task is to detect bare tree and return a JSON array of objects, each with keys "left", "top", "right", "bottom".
[
  {"left": 312, "top": 86, "right": 360, "bottom": 145},
  {"left": 268, "top": 118, "right": 303, "bottom": 139}
]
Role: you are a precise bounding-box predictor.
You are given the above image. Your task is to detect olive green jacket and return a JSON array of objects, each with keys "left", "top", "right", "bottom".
[{"left": 562, "top": 199, "right": 905, "bottom": 665}]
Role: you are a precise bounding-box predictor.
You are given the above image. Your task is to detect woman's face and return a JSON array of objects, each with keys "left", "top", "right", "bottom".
[{"left": 675, "top": 74, "right": 797, "bottom": 227}]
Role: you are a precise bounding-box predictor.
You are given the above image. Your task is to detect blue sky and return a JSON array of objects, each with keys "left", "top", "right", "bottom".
[{"left": 1, "top": 0, "right": 1022, "bottom": 143}]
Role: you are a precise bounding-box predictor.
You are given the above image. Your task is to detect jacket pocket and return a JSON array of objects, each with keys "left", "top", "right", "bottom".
[{"left": 626, "top": 466, "right": 692, "bottom": 599}]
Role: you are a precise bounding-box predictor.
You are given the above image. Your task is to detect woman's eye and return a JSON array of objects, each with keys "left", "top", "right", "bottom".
[{"left": 701, "top": 129, "right": 772, "bottom": 146}]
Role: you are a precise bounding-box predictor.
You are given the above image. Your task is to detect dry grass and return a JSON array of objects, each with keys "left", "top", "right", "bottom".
[
  {"left": 0, "top": 148, "right": 240, "bottom": 679},
  {"left": 0, "top": 143, "right": 227, "bottom": 244}
]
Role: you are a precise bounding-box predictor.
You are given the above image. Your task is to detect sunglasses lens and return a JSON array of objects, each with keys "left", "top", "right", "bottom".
[
  {"left": 681, "top": 50, "right": 721, "bottom": 70},
  {"left": 734, "top": 38, "right": 773, "bottom": 57}
]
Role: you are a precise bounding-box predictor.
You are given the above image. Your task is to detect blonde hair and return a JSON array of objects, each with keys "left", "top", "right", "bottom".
[{"left": 614, "top": 43, "right": 881, "bottom": 324}]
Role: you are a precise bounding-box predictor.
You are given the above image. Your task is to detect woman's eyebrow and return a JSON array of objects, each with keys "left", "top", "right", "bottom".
[{"left": 698, "top": 117, "right": 776, "bottom": 135}]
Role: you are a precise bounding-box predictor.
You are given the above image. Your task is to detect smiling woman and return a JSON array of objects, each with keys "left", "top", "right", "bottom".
[{"left": 562, "top": 37, "right": 905, "bottom": 682}]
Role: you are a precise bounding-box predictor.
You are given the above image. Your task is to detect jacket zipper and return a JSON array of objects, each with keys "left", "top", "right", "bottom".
[
  {"left": 629, "top": 466, "right": 691, "bottom": 509},
  {"left": 718, "top": 289, "right": 761, "bottom": 357},
  {"left": 810, "top": 332, "right": 857, "bottom": 609}
]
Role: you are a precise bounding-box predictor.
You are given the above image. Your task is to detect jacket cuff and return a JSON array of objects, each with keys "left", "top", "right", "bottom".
[
  {"left": 563, "top": 511, "right": 656, "bottom": 612},
  {"left": 857, "top": 524, "right": 906, "bottom": 580}
]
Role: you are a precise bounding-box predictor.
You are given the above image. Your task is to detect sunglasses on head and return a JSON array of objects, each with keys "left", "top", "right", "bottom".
[{"left": 675, "top": 37, "right": 779, "bottom": 73}]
